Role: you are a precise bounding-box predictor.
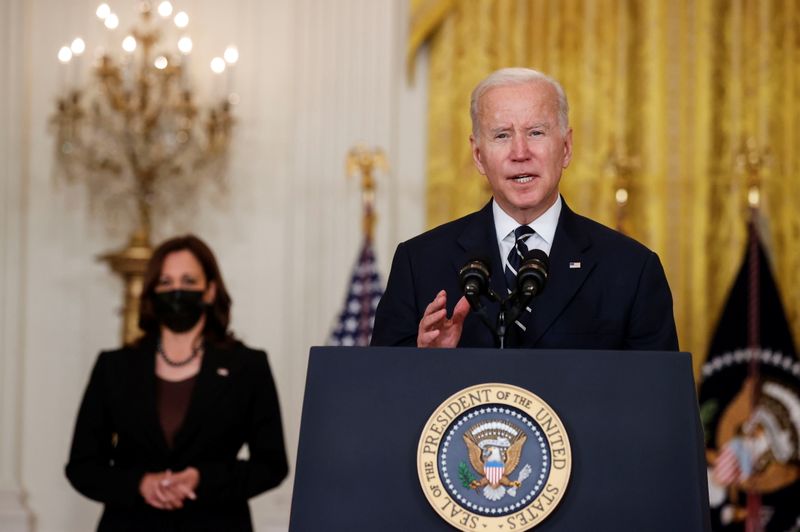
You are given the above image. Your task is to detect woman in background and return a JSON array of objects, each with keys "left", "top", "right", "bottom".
[{"left": 66, "top": 234, "right": 288, "bottom": 531}]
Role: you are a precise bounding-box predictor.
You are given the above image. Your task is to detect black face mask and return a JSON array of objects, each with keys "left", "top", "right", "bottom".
[{"left": 152, "top": 290, "right": 207, "bottom": 333}]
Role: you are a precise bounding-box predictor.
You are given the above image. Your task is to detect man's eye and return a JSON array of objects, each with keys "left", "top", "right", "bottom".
[
  {"left": 530, "top": 130, "right": 543, "bottom": 137},
  {"left": 495, "top": 133, "right": 509, "bottom": 140}
]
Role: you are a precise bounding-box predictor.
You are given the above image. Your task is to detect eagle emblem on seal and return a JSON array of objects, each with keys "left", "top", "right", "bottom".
[{"left": 463, "top": 420, "right": 532, "bottom": 501}]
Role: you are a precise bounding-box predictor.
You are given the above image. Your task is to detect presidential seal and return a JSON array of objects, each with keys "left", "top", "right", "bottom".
[{"left": 417, "top": 383, "right": 571, "bottom": 531}]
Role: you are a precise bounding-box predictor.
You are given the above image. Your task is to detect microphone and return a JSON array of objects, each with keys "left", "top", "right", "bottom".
[
  {"left": 504, "top": 250, "right": 549, "bottom": 330},
  {"left": 516, "top": 249, "right": 549, "bottom": 300},
  {"left": 458, "top": 257, "right": 491, "bottom": 310}
]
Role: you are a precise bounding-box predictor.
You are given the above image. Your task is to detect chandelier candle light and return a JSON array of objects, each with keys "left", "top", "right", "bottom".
[{"left": 52, "top": 1, "right": 239, "bottom": 343}]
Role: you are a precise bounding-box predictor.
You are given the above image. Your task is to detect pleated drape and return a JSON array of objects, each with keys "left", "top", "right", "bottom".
[{"left": 409, "top": 0, "right": 800, "bottom": 376}]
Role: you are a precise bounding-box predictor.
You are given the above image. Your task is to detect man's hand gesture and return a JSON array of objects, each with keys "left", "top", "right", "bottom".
[{"left": 417, "top": 290, "right": 471, "bottom": 348}]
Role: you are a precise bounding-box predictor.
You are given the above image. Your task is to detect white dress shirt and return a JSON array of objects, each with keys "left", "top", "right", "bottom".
[{"left": 493, "top": 195, "right": 561, "bottom": 273}]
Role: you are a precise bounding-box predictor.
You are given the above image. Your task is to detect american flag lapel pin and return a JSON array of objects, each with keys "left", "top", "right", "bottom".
[
  {"left": 569, "top": 261, "right": 581, "bottom": 269},
  {"left": 217, "top": 367, "right": 229, "bottom": 377}
]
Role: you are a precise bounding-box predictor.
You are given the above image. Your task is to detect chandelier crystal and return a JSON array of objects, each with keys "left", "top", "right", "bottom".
[
  {"left": 51, "top": 1, "right": 238, "bottom": 344},
  {"left": 51, "top": 0, "right": 236, "bottom": 241}
]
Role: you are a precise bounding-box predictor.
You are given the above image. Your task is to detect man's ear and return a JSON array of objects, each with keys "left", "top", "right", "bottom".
[
  {"left": 470, "top": 134, "right": 487, "bottom": 176},
  {"left": 562, "top": 128, "right": 573, "bottom": 168}
]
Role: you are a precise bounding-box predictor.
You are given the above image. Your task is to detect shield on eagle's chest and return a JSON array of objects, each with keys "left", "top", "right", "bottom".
[{"left": 484, "top": 461, "right": 504, "bottom": 487}]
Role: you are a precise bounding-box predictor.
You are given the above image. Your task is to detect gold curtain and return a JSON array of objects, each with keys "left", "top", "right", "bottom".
[{"left": 409, "top": 0, "right": 800, "bottom": 377}]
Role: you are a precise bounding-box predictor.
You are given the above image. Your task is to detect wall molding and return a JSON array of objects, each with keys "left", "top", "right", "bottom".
[{"left": 0, "top": 0, "right": 33, "bottom": 529}]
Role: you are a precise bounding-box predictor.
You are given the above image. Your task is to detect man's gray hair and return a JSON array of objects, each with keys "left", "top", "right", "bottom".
[{"left": 470, "top": 68, "right": 570, "bottom": 136}]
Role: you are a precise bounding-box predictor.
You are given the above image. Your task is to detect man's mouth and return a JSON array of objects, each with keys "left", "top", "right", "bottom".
[{"left": 510, "top": 174, "right": 535, "bottom": 183}]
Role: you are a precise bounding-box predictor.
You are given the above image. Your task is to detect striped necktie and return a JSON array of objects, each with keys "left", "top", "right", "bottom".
[{"left": 505, "top": 225, "right": 535, "bottom": 330}]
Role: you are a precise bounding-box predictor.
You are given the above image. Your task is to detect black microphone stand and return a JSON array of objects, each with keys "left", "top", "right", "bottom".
[
  {"left": 462, "top": 278, "right": 520, "bottom": 350},
  {"left": 496, "top": 304, "right": 508, "bottom": 349},
  {"left": 476, "top": 286, "right": 516, "bottom": 350},
  {"left": 495, "top": 291, "right": 533, "bottom": 349}
]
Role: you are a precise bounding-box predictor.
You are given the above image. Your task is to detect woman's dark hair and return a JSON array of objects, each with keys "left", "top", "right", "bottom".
[{"left": 137, "top": 234, "right": 235, "bottom": 345}]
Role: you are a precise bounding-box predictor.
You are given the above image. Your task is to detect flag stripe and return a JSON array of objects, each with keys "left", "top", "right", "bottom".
[{"left": 328, "top": 240, "right": 383, "bottom": 347}]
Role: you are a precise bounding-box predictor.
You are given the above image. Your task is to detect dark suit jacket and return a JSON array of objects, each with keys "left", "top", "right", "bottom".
[
  {"left": 66, "top": 338, "right": 289, "bottom": 532},
  {"left": 372, "top": 198, "right": 678, "bottom": 350}
]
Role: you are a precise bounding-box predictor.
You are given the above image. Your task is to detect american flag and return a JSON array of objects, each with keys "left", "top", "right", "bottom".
[
  {"left": 328, "top": 240, "right": 383, "bottom": 346},
  {"left": 699, "top": 219, "right": 800, "bottom": 531},
  {"left": 711, "top": 439, "right": 745, "bottom": 486}
]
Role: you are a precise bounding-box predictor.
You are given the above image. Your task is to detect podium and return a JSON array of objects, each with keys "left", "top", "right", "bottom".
[{"left": 289, "top": 347, "right": 711, "bottom": 531}]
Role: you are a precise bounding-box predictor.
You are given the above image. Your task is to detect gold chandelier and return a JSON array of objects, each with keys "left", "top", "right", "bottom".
[{"left": 51, "top": 1, "right": 239, "bottom": 343}]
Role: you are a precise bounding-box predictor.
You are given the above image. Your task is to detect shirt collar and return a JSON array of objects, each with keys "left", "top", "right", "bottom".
[{"left": 492, "top": 195, "right": 562, "bottom": 246}]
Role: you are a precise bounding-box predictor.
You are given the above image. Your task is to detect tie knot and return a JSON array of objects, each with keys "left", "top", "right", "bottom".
[{"left": 513, "top": 225, "right": 534, "bottom": 242}]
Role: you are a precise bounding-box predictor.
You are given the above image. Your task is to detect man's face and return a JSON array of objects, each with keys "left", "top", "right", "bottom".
[{"left": 470, "top": 81, "right": 573, "bottom": 225}]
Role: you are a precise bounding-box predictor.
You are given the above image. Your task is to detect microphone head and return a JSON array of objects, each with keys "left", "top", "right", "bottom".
[
  {"left": 464, "top": 253, "right": 492, "bottom": 274},
  {"left": 524, "top": 249, "right": 549, "bottom": 270},
  {"left": 517, "top": 249, "right": 549, "bottom": 297},
  {"left": 458, "top": 257, "right": 491, "bottom": 299}
]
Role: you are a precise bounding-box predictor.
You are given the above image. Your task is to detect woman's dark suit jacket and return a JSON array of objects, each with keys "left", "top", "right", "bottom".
[{"left": 66, "top": 338, "right": 289, "bottom": 531}]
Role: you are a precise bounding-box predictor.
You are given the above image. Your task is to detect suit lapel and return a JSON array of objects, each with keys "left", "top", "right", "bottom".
[
  {"left": 455, "top": 201, "right": 505, "bottom": 336},
  {"left": 449, "top": 199, "right": 598, "bottom": 347},
  {"left": 128, "top": 338, "right": 171, "bottom": 455},
  {"left": 172, "top": 342, "right": 235, "bottom": 452},
  {"left": 520, "top": 200, "right": 596, "bottom": 345}
]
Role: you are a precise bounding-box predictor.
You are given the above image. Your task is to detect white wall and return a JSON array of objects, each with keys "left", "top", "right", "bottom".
[{"left": 0, "top": 0, "right": 427, "bottom": 530}]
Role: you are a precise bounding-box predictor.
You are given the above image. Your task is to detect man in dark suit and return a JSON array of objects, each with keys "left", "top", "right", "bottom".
[{"left": 371, "top": 67, "right": 678, "bottom": 350}]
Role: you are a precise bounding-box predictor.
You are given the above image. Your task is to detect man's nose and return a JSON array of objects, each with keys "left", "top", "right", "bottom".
[{"left": 510, "top": 135, "right": 531, "bottom": 161}]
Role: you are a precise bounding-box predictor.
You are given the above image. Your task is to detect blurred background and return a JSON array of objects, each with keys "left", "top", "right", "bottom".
[{"left": 1, "top": 0, "right": 798, "bottom": 531}]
